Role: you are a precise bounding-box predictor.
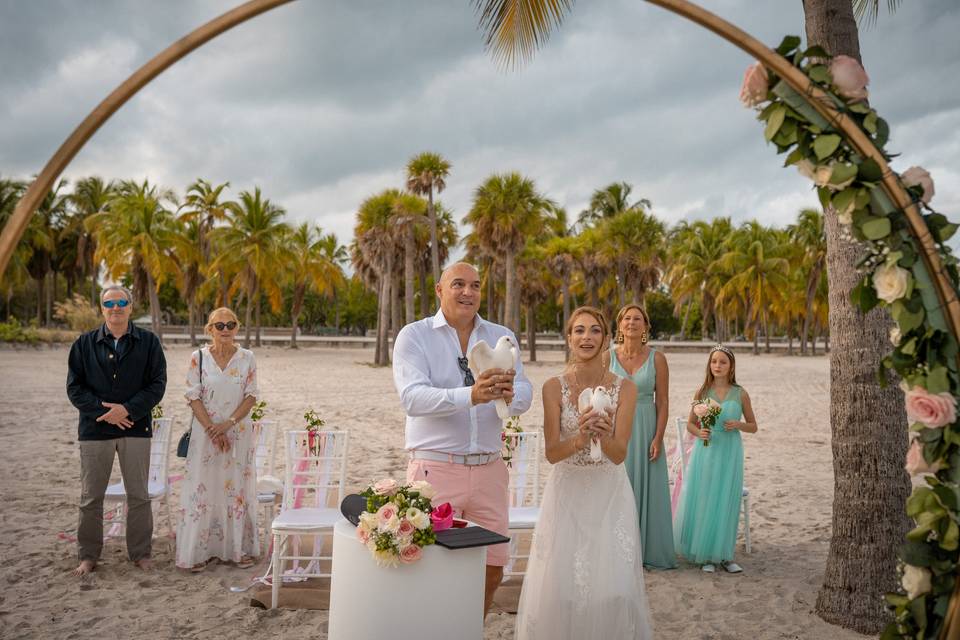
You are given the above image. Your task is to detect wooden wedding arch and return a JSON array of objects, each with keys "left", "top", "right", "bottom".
[{"left": 1, "top": 0, "right": 958, "bottom": 635}]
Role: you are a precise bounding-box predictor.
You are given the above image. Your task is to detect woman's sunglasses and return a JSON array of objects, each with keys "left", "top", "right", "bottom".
[
  {"left": 102, "top": 299, "right": 130, "bottom": 308},
  {"left": 214, "top": 321, "right": 238, "bottom": 331}
]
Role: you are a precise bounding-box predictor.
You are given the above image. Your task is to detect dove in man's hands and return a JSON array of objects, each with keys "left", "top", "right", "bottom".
[
  {"left": 467, "top": 336, "right": 519, "bottom": 420},
  {"left": 578, "top": 387, "right": 614, "bottom": 461}
]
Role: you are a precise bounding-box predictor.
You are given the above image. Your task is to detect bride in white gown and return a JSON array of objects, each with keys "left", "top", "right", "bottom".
[{"left": 515, "top": 306, "right": 654, "bottom": 640}]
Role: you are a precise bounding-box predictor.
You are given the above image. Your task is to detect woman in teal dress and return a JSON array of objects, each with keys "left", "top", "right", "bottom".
[
  {"left": 674, "top": 345, "right": 758, "bottom": 573},
  {"left": 608, "top": 304, "right": 677, "bottom": 569}
]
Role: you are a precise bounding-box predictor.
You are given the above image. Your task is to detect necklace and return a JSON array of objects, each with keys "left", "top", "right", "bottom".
[{"left": 573, "top": 365, "right": 605, "bottom": 392}]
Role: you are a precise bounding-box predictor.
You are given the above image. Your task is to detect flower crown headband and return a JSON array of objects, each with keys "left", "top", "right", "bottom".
[{"left": 710, "top": 344, "right": 734, "bottom": 358}]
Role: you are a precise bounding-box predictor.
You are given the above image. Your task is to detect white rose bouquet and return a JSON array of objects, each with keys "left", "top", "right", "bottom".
[
  {"left": 357, "top": 479, "right": 440, "bottom": 567},
  {"left": 692, "top": 398, "right": 723, "bottom": 447}
]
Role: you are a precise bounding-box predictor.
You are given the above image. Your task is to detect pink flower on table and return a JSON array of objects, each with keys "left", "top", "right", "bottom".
[
  {"left": 693, "top": 403, "right": 709, "bottom": 418},
  {"left": 902, "top": 166, "right": 935, "bottom": 204},
  {"left": 373, "top": 478, "right": 399, "bottom": 496},
  {"left": 829, "top": 55, "right": 869, "bottom": 102},
  {"left": 399, "top": 544, "right": 422, "bottom": 564},
  {"left": 905, "top": 439, "right": 942, "bottom": 477},
  {"left": 739, "top": 62, "right": 769, "bottom": 108},
  {"left": 430, "top": 502, "right": 454, "bottom": 532},
  {"left": 905, "top": 386, "right": 957, "bottom": 428}
]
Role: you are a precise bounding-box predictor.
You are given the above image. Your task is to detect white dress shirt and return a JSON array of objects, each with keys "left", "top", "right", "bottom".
[{"left": 393, "top": 309, "right": 533, "bottom": 454}]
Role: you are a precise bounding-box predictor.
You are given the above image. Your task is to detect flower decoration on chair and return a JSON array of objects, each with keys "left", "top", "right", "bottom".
[
  {"left": 501, "top": 415, "right": 523, "bottom": 468},
  {"left": 303, "top": 408, "right": 326, "bottom": 457},
  {"left": 691, "top": 398, "right": 722, "bottom": 447},
  {"left": 357, "top": 479, "right": 443, "bottom": 567},
  {"left": 151, "top": 404, "right": 163, "bottom": 419},
  {"left": 740, "top": 35, "right": 960, "bottom": 638}
]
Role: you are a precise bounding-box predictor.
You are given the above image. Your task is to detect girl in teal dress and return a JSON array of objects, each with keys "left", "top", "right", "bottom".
[
  {"left": 609, "top": 304, "right": 677, "bottom": 569},
  {"left": 674, "top": 345, "right": 758, "bottom": 573}
]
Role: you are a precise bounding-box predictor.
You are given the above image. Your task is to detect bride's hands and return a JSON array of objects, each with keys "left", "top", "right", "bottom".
[{"left": 578, "top": 408, "right": 614, "bottom": 441}]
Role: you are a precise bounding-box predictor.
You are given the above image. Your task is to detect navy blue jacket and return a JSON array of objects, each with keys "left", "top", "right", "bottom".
[{"left": 66, "top": 323, "right": 167, "bottom": 441}]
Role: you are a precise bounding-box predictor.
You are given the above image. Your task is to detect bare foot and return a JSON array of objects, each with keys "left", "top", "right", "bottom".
[
  {"left": 73, "top": 559, "right": 96, "bottom": 576},
  {"left": 133, "top": 558, "right": 153, "bottom": 571}
]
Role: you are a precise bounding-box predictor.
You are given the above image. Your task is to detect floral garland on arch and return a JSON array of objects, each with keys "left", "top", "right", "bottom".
[{"left": 740, "top": 35, "right": 960, "bottom": 638}]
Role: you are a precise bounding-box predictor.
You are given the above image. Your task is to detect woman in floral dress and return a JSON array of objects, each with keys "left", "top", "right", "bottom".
[{"left": 176, "top": 307, "right": 260, "bottom": 571}]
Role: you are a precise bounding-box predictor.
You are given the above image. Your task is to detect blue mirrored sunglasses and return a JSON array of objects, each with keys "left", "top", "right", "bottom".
[{"left": 102, "top": 299, "right": 130, "bottom": 308}]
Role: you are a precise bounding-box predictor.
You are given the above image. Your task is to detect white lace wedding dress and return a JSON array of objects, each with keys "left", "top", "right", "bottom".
[{"left": 515, "top": 376, "right": 654, "bottom": 640}]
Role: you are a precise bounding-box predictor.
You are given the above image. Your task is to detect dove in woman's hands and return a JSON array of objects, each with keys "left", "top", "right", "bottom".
[{"left": 577, "top": 387, "right": 614, "bottom": 461}]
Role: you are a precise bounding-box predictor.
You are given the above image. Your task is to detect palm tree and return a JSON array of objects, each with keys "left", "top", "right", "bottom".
[
  {"left": 415, "top": 203, "right": 458, "bottom": 317},
  {"left": 180, "top": 178, "right": 234, "bottom": 306},
  {"left": 578, "top": 181, "right": 652, "bottom": 228},
  {"left": 516, "top": 243, "right": 551, "bottom": 361},
  {"left": 26, "top": 180, "right": 68, "bottom": 325},
  {"left": 406, "top": 152, "right": 451, "bottom": 288},
  {"left": 354, "top": 189, "right": 402, "bottom": 365},
  {"left": 464, "top": 172, "right": 551, "bottom": 334},
  {"left": 393, "top": 192, "right": 428, "bottom": 325},
  {"left": 89, "top": 179, "right": 177, "bottom": 340},
  {"left": 168, "top": 217, "right": 205, "bottom": 346},
  {"left": 286, "top": 222, "right": 345, "bottom": 348},
  {"left": 212, "top": 187, "right": 288, "bottom": 348},
  {"left": 717, "top": 221, "right": 789, "bottom": 355},
  {"left": 666, "top": 218, "right": 732, "bottom": 340},
  {"left": 67, "top": 177, "right": 114, "bottom": 305},
  {"left": 544, "top": 234, "right": 580, "bottom": 345},
  {"left": 1, "top": 177, "right": 32, "bottom": 316},
  {"left": 788, "top": 209, "right": 827, "bottom": 355},
  {"left": 598, "top": 208, "right": 665, "bottom": 307}
]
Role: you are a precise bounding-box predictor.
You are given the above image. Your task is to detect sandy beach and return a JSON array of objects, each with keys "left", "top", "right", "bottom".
[{"left": 0, "top": 345, "right": 867, "bottom": 640}]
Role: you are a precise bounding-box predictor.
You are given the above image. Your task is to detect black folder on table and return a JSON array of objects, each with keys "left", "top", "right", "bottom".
[{"left": 434, "top": 526, "right": 510, "bottom": 550}]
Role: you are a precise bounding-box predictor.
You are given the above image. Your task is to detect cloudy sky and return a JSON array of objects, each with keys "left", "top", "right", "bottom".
[{"left": 2, "top": 0, "right": 958, "bottom": 255}]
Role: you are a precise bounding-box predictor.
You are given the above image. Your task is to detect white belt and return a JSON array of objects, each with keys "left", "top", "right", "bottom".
[{"left": 410, "top": 450, "right": 501, "bottom": 466}]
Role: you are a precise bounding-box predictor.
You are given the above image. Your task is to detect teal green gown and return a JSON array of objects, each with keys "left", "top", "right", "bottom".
[
  {"left": 673, "top": 385, "right": 744, "bottom": 564},
  {"left": 610, "top": 348, "right": 677, "bottom": 569}
]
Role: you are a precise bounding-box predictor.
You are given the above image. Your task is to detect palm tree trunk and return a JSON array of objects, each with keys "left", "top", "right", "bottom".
[
  {"left": 801, "top": 263, "right": 822, "bottom": 356},
  {"left": 189, "top": 302, "right": 197, "bottom": 347},
  {"left": 254, "top": 289, "right": 262, "bottom": 348},
  {"left": 146, "top": 271, "right": 163, "bottom": 343},
  {"left": 34, "top": 277, "right": 43, "bottom": 324},
  {"left": 405, "top": 228, "right": 416, "bottom": 325},
  {"left": 419, "top": 267, "right": 429, "bottom": 318},
  {"left": 376, "top": 272, "right": 391, "bottom": 366},
  {"left": 763, "top": 311, "right": 771, "bottom": 353},
  {"left": 526, "top": 304, "right": 537, "bottom": 363},
  {"left": 290, "top": 286, "right": 304, "bottom": 349},
  {"left": 803, "top": 4, "right": 911, "bottom": 632},
  {"left": 428, "top": 189, "right": 440, "bottom": 287},
  {"left": 486, "top": 258, "right": 496, "bottom": 320},
  {"left": 391, "top": 272, "right": 402, "bottom": 338},
  {"left": 504, "top": 251, "right": 517, "bottom": 334},
  {"left": 244, "top": 285, "right": 254, "bottom": 349},
  {"left": 680, "top": 299, "right": 692, "bottom": 340}
]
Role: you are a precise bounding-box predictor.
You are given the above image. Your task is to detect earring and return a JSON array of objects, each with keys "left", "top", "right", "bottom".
[
  {"left": 640, "top": 331, "right": 648, "bottom": 344},
  {"left": 615, "top": 333, "right": 624, "bottom": 344}
]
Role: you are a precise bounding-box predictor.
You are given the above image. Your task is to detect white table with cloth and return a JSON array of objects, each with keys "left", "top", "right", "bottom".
[{"left": 327, "top": 519, "right": 486, "bottom": 640}]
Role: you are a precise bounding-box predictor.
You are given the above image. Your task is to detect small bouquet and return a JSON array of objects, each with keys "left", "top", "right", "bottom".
[
  {"left": 692, "top": 398, "right": 722, "bottom": 447},
  {"left": 303, "top": 408, "right": 326, "bottom": 456},
  {"left": 501, "top": 416, "right": 523, "bottom": 468},
  {"left": 251, "top": 400, "right": 267, "bottom": 423},
  {"left": 357, "top": 479, "right": 444, "bottom": 567}
]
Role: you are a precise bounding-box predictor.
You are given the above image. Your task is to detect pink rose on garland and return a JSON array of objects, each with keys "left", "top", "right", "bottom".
[
  {"left": 829, "top": 55, "right": 869, "bottom": 102},
  {"left": 902, "top": 166, "right": 935, "bottom": 204},
  {"left": 739, "top": 63, "right": 769, "bottom": 108},
  {"left": 905, "top": 439, "right": 942, "bottom": 477},
  {"left": 430, "top": 502, "right": 454, "bottom": 532},
  {"left": 399, "top": 544, "right": 422, "bottom": 564},
  {"left": 905, "top": 386, "right": 957, "bottom": 428}
]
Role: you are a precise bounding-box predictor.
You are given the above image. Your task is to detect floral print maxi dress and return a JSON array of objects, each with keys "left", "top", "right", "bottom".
[{"left": 176, "top": 346, "right": 260, "bottom": 568}]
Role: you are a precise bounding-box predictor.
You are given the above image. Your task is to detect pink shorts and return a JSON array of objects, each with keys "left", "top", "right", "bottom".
[{"left": 406, "top": 457, "right": 510, "bottom": 567}]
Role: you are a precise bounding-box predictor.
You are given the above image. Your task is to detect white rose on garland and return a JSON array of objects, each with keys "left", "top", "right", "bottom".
[
  {"left": 901, "top": 564, "right": 932, "bottom": 600},
  {"left": 889, "top": 325, "right": 902, "bottom": 346},
  {"left": 872, "top": 263, "right": 910, "bottom": 304}
]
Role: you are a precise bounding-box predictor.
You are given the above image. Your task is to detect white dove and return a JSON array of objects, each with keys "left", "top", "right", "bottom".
[
  {"left": 467, "top": 336, "right": 519, "bottom": 420},
  {"left": 577, "top": 386, "right": 615, "bottom": 462}
]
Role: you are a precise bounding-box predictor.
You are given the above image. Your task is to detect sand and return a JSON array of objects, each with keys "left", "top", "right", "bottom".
[{"left": 0, "top": 344, "right": 867, "bottom": 640}]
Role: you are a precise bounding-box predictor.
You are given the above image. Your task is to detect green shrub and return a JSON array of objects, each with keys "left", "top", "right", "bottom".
[{"left": 54, "top": 294, "right": 102, "bottom": 331}]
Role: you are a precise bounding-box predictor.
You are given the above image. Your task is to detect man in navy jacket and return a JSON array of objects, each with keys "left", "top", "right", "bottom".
[{"left": 67, "top": 285, "right": 166, "bottom": 575}]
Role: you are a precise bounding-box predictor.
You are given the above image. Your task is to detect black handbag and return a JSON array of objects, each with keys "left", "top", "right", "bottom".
[{"left": 176, "top": 349, "right": 202, "bottom": 458}]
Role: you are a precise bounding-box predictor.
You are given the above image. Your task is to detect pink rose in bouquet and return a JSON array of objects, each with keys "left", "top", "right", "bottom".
[
  {"left": 399, "top": 543, "right": 422, "bottom": 564},
  {"left": 431, "top": 502, "right": 454, "bottom": 532},
  {"left": 905, "top": 386, "right": 957, "bottom": 429},
  {"left": 693, "top": 403, "right": 709, "bottom": 418},
  {"left": 692, "top": 398, "right": 723, "bottom": 447},
  {"left": 739, "top": 62, "right": 769, "bottom": 108},
  {"left": 829, "top": 55, "right": 869, "bottom": 102},
  {"left": 397, "top": 517, "right": 416, "bottom": 539},
  {"left": 373, "top": 478, "right": 399, "bottom": 496}
]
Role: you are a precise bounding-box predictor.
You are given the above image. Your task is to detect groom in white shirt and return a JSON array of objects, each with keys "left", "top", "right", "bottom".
[{"left": 393, "top": 262, "right": 533, "bottom": 616}]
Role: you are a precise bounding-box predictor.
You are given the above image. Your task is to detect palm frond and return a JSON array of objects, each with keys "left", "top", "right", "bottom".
[
  {"left": 474, "top": 0, "right": 573, "bottom": 68},
  {"left": 852, "top": 0, "right": 903, "bottom": 28}
]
